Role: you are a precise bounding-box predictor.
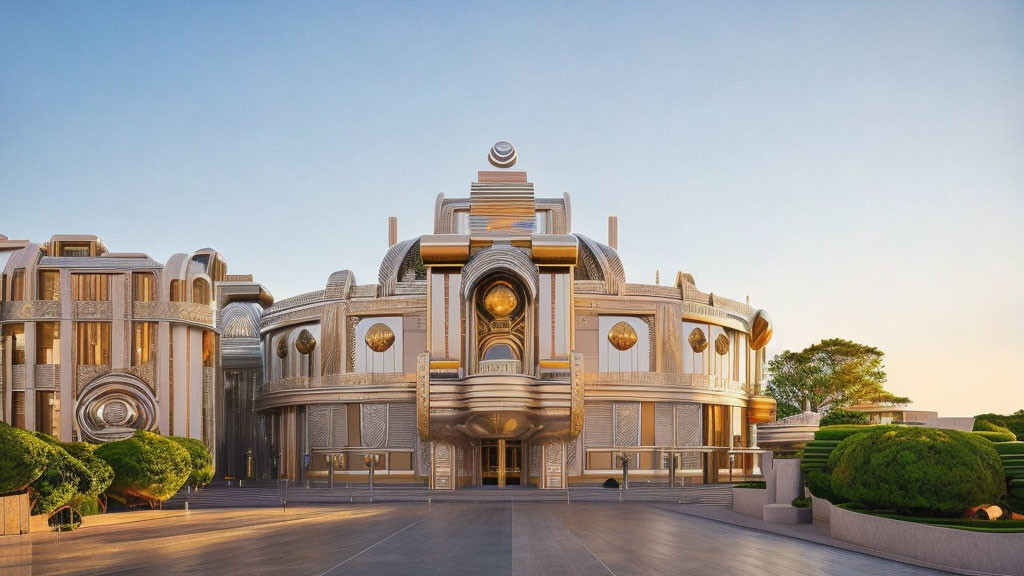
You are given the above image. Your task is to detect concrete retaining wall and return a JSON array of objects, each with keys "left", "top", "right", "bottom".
[
  {"left": 732, "top": 487, "right": 767, "bottom": 519},
  {"left": 1, "top": 493, "right": 31, "bottom": 536},
  {"left": 811, "top": 495, "right": 830, "bottom": 523},
  {"left": 830, "top": 505, "right": 1024, "bottom": 575}
]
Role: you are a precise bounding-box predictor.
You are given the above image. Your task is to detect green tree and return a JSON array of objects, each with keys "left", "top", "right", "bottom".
[{"left": 765, "top": 338, "right": 909, "bottom": 414}]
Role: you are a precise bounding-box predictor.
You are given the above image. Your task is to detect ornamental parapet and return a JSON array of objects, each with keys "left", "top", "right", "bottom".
[
  {"left": 585, "top": 371, "right": 747, "bottom": 392},
  {"left": 257, "top": 372, "right": 415, "bottom": 396},
  {"left": 74, "top": 301, "right": 114, "bottom": 319},
  {"left": 132, "top": 301, "right": 215, "bottom": 327},
  {"left": 1, "top": 300, "right": 61, "bottom": 321}
]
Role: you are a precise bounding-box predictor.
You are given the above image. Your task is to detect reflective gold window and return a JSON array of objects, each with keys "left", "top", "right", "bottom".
[
  {"left": 4, "top": 324, "right": 26, "bottom": 365},
  {"left": 192, "top": 279, "right": 211, "bottom": 305},
  {"left": 59, "top": 242, "right": 92, "bottom": 257},
  {"left": 36, "top": 322, "right": 60, "bottom": 365},
  {"left": 10, "top": 269, "right": 25, "bottom": 301},
  {"left": 37, "top": 270, "right": 59, "bottom": 301},
  {"left": 11, "top": 391, "right": 25, "bottom": 428},
  {"left": 132, "top": 322, "right": 155, "bottom": 366},
  {"left": 75, "top": 322, "right": 110, "bottom": 366},
  {"left": 170, "top": 280, "right": 184, "bottom": 302},
  {"left": 202, "top": 330, "right": 215, "bottom": 367},
  {"left": 132, "top": 272, "right": 155, "bottom": 302},
  {"left": 71, "top": 274, "right": 110, "bottom": 301}
]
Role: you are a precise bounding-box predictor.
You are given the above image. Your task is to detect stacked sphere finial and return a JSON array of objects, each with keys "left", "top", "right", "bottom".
[{"left": 488, "top": 141, "right": 517, "bottom": 168}]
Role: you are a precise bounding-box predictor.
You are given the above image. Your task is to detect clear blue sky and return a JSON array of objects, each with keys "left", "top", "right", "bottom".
[{"left": 2, "top": 2, "right": 1022, "bottom": 415}]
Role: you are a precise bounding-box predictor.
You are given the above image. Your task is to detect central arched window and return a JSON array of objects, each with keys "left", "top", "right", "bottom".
[{"left": 482, "top": 343, "right": 517, "bottom": 361}]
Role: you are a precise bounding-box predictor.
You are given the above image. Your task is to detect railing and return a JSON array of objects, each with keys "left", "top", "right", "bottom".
[
  {"left": 583, "top": 445, "right": 766, "bottom": 483},
  {"left": 584, "top": 372, "right": 748, "bottom": 393},
  {"left": 73, "top": 301, "right": 113, "bottom": 319},
  {"left": 1, "top": 300, "right": 61, "bottom": 321}
]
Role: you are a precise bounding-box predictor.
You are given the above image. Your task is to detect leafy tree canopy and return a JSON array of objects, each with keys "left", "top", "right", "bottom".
[{"left": 765, "top": 338, "right": 909, "bottom": 414}]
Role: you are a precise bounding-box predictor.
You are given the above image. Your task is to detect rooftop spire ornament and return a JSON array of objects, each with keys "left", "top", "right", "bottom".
[{"left": 487, "top": 141, "right": 517, "bottom": 168}]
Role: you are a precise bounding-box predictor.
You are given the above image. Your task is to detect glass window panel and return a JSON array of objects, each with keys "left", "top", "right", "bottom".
[
  {"left": 36, "top": 322, "right": 60, "bottom": 365},
  {"left": 132, "top": 322, "right": 155, "bottom": 366},
  {"left": 132, "top": 272, "right": 155, "bottom": 302},
  {"left": 71, "top": 274, "right": 110, "bottom": 301},
  {"left": 37, "top": 270, "right": 59, "bottom": 301},
  {"left": 75, "top": 322, "right": 111, "bottom": 366},
  {"left": 10, "top": 269, "right": 25, "bottom": 301}
]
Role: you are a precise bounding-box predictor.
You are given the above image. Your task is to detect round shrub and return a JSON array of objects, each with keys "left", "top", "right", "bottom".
[
  {"left": 169, "top": 437, "right": 214, "bottom": 489},
  {"left": 602, "top": 478, "right": 619, "bottom": 488},
  {"left": 819, "top": 409, "right": 869, "bottom": 427},
  {"left": 829, "top": 427, "right": 1005, "bottom": 517},
  {"left": 96, "top": 430, "right": 191, "bottom": 506},
  {"left": 0, "top": 422, "right": 50, "bottom": 494},
  {"left": 30, "top": 442, "right": 93, "bottom": 516}
]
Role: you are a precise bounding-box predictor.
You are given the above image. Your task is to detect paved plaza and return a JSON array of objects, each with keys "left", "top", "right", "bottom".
[{"left": 3, "top": 502, "right": 946, "bottom": 576}]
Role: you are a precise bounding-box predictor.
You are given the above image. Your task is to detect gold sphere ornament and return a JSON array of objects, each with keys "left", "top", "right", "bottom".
[
  {"left": 276, "top": 337, "right": 289, "bottom": 359},
  {"left": 607, "top": 321, "right": 638, "bottom": 351},
  {"left": 715, "top": 334, "right": 730, "bottom": 355},
  {"left": 483, "top": 283, "right": 518, "bottom": 318},
  {"left": 688, "top": 328, "right": 708, "bottom": 353},
  {"left": 365, "top": 323, "right": 396, "bottom": 353},
  {"left": 295, "top": 329, "right": 317, "bottom": 355}
]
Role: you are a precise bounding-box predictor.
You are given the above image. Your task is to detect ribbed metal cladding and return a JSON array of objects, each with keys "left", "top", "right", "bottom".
[
  {"left": 469, "top": 183, "right": 536, "bottom": 235},
  {"left": 584, "top": 403, "right": 613, "bottom": 447},
  {"left": 387, "top": 402, "right": 416, "bottom": 448}
]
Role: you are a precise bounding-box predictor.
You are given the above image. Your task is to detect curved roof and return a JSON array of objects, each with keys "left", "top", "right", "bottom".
[
  {"left": 221, "top": 302, "right": 263, "bottom": 339},
  {"left": 574, "top": 234, "right": 626, "bottom": 293},
  {"left": 377, "top": 238, "right": 420, "bottom": 297}
]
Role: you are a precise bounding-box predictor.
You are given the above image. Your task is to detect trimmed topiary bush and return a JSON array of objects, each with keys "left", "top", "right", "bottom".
[
  {"left": 830, "top": 427, "right": 1005, "bottom": 517},
  {"left": 61, "top": 442, "right": 114, "bottom": 515},
  {"left": 602, "top": 478, "right": 619, "bottom": 488},
  {"left": 169, "top": 437, "right": 214, "bottom": 489},
  {"left": 974, "top": 420, "right": 1017, "bottom": 440},
  {"left": 819, "top": 409, "right": 869, "bottom": 427},
  {"left": 973, "top": 430, "right": 1017, "bottom": 443},
  {"left": 813, "top": 425, "right": 873, "bottom": 442},
  {"left": 0, "top": 422, "right": 50, "bottom": 494},
  {"left": 96, "top": 430, "right": 191, "bottom": 506},
  {"left": 994, "top": 442, "right": 1024, "bottom": 456},
  {"left": 29, "top": 441, "right": 93, "bottom": 516}
]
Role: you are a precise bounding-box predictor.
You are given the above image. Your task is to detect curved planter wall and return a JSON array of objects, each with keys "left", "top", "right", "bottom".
[
  {"left": 0, "top": 493, "right": 31, "bottom": 536},
  {"left": 830, "top": 505, "right": 1024, "bottom": 576},
  {"left": 732, "top": 487, "right": 767, "bottom": 519}
]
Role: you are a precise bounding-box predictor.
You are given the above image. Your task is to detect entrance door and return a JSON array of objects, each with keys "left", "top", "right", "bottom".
[{"left": 481, "top": 439, "right": 522, "bottom": 487}]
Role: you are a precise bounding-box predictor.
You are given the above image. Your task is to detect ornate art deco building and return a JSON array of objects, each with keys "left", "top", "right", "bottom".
[{"left": 1, "top": 142, "right": 776, "bottom": 489}]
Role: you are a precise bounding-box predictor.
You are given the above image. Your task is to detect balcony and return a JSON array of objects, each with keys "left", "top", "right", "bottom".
[{"left": 132, "top": 301, "right": 214, "bottom": 327}]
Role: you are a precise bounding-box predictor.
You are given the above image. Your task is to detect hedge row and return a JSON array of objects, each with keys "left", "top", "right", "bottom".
[
  {"left": 0, "top": 424, "right": 213, "bottom": 518},
  {"left": 996, "top": 442, "right": 1024, "bottom": 511}
]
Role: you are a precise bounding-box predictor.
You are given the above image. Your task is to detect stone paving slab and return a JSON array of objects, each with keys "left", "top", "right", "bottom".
[{"left": 4, "top": 502, "right": 950, "bottom": 576}]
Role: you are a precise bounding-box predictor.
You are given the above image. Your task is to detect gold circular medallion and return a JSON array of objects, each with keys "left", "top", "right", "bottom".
[
  {"left": 276, "top": 337, "right": 289, "bottom": 359},
  {"left": 295, "top": 329, "right": 317, "bottom": 355},
  {"left": 365, "top": 323, "right": 396, "bottom": 353},
  {"left": 715, "top": 334, "right": 730, "bottom": 355},
  {"left": 482, "top": 283, "right": 518, "bottom": 318},
  {"left": 607, "top": 321, "right": 638, "bottom": 351},
  {"left": 688, "top": 328, "right": 708, "bottom": 353}
]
